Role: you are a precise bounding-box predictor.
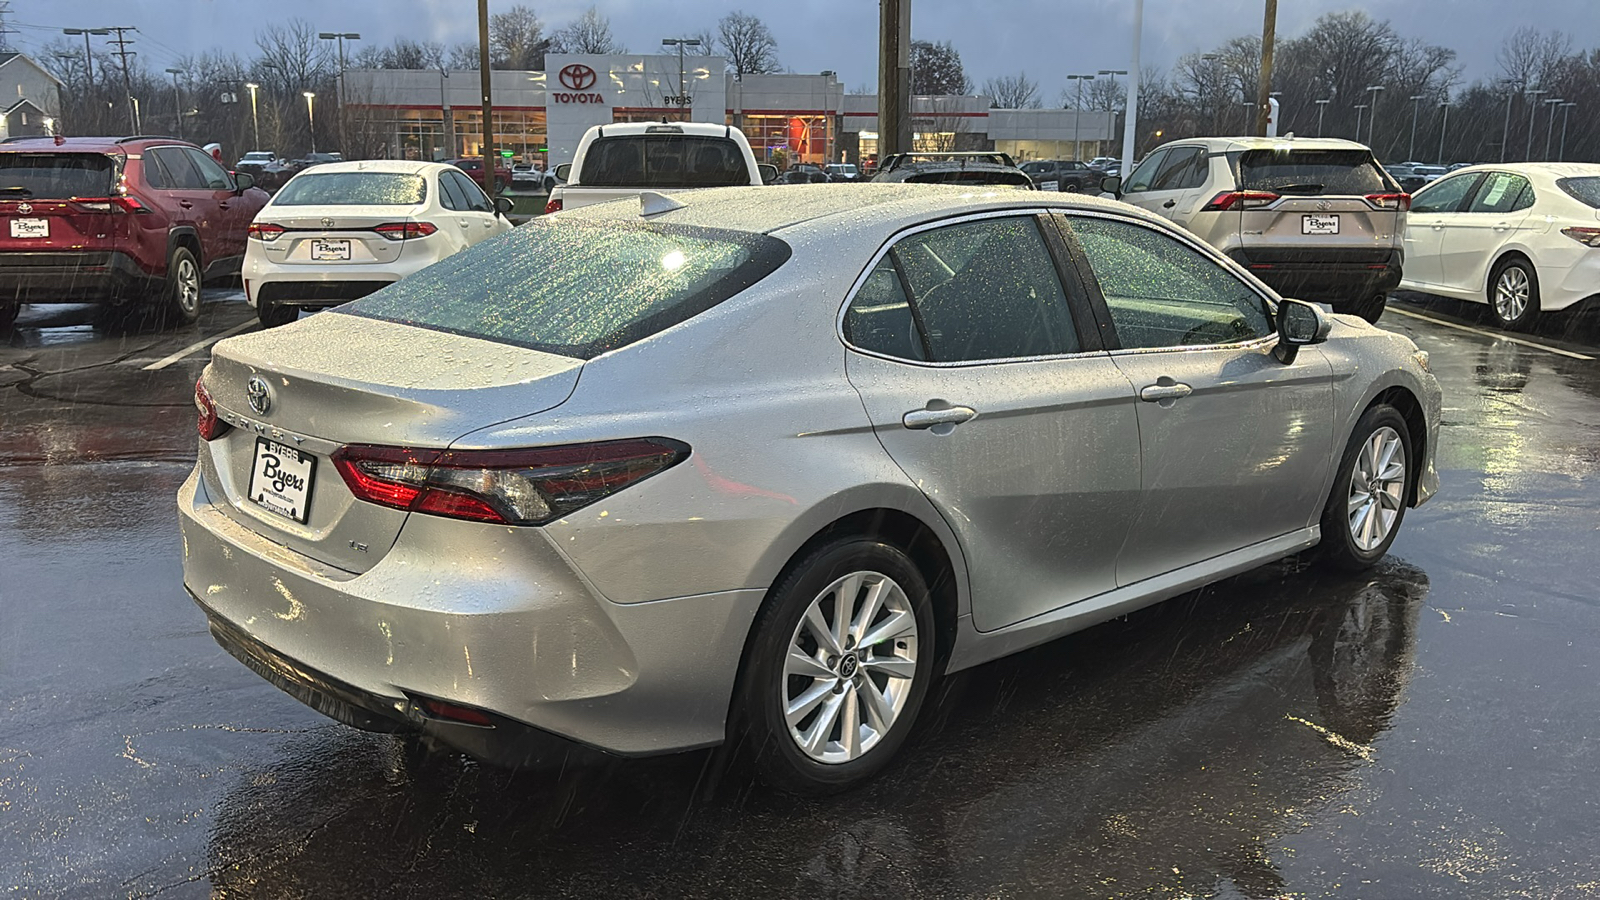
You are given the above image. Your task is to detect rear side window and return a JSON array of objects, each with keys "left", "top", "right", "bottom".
[
  {"left": 0, "top": 153, "right": 114, "bottom": 199},
  {"left": 579, "top": 135, "right": 748, "bottom": 188},
  {"left": 1558, "top": 177, "right": 1600, "bottom": 208},
  {"left": 1237, "top": 149, "right": 1389, "bottom": 195},
  {"left": 342, "top": 220, "right": 791, "bottom": 359},
  {"left": 273, "top": 173, "right": 427, "bottom": 206},
  {"left": 843, "top": 256, "right": 926, "bottom": 361},
  {"left": 1467, "top": 172, "right": 1534, "bottom": 214}
]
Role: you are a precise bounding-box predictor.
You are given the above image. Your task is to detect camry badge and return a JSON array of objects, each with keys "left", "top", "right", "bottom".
[{"left": 246, "top": 376, "right": 272, "bottom": 416}]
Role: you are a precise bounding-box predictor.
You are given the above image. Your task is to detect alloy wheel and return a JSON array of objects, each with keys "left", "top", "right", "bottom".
[
  {"left": 175, "top": 257, "right": 200, "bottom": 315},
  {"left": 783, "top": 570, "right": 919, "bottom": 765},
  {"left": 1347, "top": 425, "right": 1407, "bottom": 552},
  {"left": 1494, "top": 265, "right": 1528, "bottom": 323}
]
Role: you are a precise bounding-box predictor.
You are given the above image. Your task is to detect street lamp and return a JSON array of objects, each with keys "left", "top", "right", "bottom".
[
  {"left": 303, "top": 91, "right": 316, "bottom": 154},
  {"left": 1559, "top": 101, "right": 1577, "bottom": 161},
  {"left": 244, "top": 82, "right": 260, "bottom": 149},
  {"left": 1498, "top": 79, "right": 1518, "bottom": 162},
  {"left": 1364, "top": 85, "right": 1385, "bottom": 152},
  {"left": 1438, "top": 101, "right": 1450, "bottom": 165},
  {"left": 1354, "top": 103, "right": 1368, "bottom": 142},
  {"left": 1065, "top": 73, "right": 1092, "bottom": 159},
  {"left": 318, "top": 32, "right": 360, "bottom": 152},
  {"left": 165, "top": 68, "right": 185, "bottom": 140},
  {"left": 661, "top": 38, "right": 702, "bottom": 111},
  {"left": 1543, "top": 97, "right": 1563, "bottom": 161},
  {"left": 62, "top": 28, "right": 110, "bottom": 92},
  {"left": 1523, "top": 88, "right": 1547, "bottom": 160},
  {"left": 1099, "top": 69, "right": 1127, "bottom": 159},
  {"left": 1314, "top": 98, "right": 1330, "bottom": 137},
  {"left": 1118, "top": 0, "right": 1144, "bottom": 178},
  {"left": 1408, "top": 94, "right": 1424, "bottom": 162}
]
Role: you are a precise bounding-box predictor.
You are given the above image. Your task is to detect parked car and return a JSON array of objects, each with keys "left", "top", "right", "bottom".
[
  {"left": 234, "top": 150, "right": 278, "bottom": 174},
  {"left": 1400, "top": 162, "right": 1600, "bottom": 330},
  {"left": 1088, "top": 156, "right": 1120, "bottom": 171},
  {"left": 1019, "top": 159, "right": 1099, "bottom": 192},
  {"left": 447, "top": 156, "right": 514, "bottom": 194},
  {"left": 181, "top": 184, "right": 1439, "bottom": 793},
  {"left": 287, "top": 152, "right": 344, "bottom": 173},
  {"left": 0, "top": 135, "right": 270, "bottom": 331},
  {"left": 1108, "top": 136, "right": 1407, "bottom": 322},
  {"left": 243, "top": 160, "right": 514, "bottom": 328},
  {"left": 777, "top": 166, "right": 830, "bottom": 185},
  {"left": 545, "top": 122, "right": 771, "bottom": 214},
  {"left": 1410, "top": 165, "right": 1448, "bottom": 182},
  {"left": 826, "top": 163, "right": 860, "bottom": 182},
  {"left": 870, "top": 152, "right": 1033, "bottom": 188},
  {"left": 510, "top": 162, "right": 545, "bottom": 189}
]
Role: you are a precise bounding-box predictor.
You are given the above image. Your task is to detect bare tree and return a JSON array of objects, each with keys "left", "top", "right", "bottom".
[
  {"left": 911, "top": 40, "right": 971, "bottom": 95},
  {"left": 983, "top": 72, "right": 1040, "bottom": 109},
  {"left": 550, "top": 7, "right": 625, "bottom": 55},
  {"left": 718, "top": 11, "right": 780, "bottom": 78},
  {"left": 254, "top": 19, "right": 330, "bottom": 95},
  {"left": 690, "top": 29, "right": 718, "bottom": 56},
  {"left": 1497, "top": 26, "right": 1572, "bottom": 88},
  {"left": 447, "top": 42, "right": 481, "bottom": 70},
  {"left": 490, "top": 4, "right": 548, "bottom": 70}
]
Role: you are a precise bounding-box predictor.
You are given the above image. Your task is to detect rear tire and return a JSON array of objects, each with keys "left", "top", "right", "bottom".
[
  {"left": 737, "top": 538, "right": 937, "bottom": 795},
  {"left": 257, "top": 302, "right": 299, "bottom": 328},
  {"left": 1489, "top": 257, "right": 1540, "bottom": 331},
  {"left": 0, "top": 301, "right": 17, "bottom": 333},
  {"left": 162, "top": 245, "right": 203, "bottom": 325},
  {"left": 1319, "top": 404, "right": 1412, "bottom": 571},
  {"left": 1062, "top": 181, "right": 1081, "bottom": 193}
]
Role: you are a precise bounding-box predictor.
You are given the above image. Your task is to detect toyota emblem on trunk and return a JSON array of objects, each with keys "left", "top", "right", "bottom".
[
  {"left": 16, "top": 202, "right": 31, "bottom": 214},
  {"left": 246, "top": 377, "right": 272, "bottom": 415}
]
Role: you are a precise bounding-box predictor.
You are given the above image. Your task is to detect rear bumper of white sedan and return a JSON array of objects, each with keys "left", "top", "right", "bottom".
[
  {"left": 242, "top": 248, "right": 439, "bottom": 310},
  {"left": 177, "top": 467, "right": 763, "bottom": 762}
]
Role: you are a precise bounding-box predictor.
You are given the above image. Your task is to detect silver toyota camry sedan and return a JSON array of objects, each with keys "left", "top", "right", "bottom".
[{"left": 180, "top": 184, "right": 1440, "bottom": 793}]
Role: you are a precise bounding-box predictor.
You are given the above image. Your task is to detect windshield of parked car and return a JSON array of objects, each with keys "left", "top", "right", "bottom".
[
  {"left": 271, "top": 173, "right": 427, "bottom": 206},
  {"left": 241, "top": 152, "right": 274, "bottom": 162},
  {"left": 579, "top": 135, "right": 748, "bottom": 188},
  {"left": 1558, "top": 176, "right": 1600, "bottom": 208},
  {"left": 341, "top": 220, "right": 791, "bottom": 358},
  {"left": 1236, "top": 148, "right": 1392, "bottom": 194},
  {"left": 0, "top": 153, "right": 114, "bottom": 199}
]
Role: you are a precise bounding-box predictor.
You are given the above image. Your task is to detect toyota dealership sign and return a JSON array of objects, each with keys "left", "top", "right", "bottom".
[{"left": 553, "top": 64, "right": 606, "bottom": 104}]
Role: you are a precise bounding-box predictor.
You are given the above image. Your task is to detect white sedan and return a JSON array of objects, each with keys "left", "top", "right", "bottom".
[
  {"left": 1400, "top": 163, "right": 1600, "bottom": 330},
  {"left": 244, "top": 160, "right": 514, "bottom": 328}
]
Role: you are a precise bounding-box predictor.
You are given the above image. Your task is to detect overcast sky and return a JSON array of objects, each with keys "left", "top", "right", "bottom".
[{"left": 17, "top": 0, "right": 1596, "bottom": 100}]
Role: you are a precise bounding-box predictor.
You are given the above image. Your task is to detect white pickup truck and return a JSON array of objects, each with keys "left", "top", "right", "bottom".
[{"left": 544, "top": 122, "right": 775, "bottom": 213}]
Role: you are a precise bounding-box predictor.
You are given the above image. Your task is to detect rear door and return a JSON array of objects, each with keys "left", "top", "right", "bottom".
[
  {"left": 146, "top": 146, "right": 219, "bottom": 263},
  {"left": 0, "top": 151, "right": 120, "bottom": 256},
  {"left": 1437, "top": 171, "right": 1537, "bottom": 297},
  {"left": 182, "top": 146, "right": 250, "bottom": 268},
  {"left": 1234, "top": 148, "right": 1401, "bottom": 264},
  {"left": 1402, "top": 172, "right": 1484, "bottom": 287},
  {"left": 443, "top": 169, "right": 503, "bottom": 244}
]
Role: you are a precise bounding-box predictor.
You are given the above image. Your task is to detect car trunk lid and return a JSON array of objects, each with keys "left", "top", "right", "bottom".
[
  {"left": 199, "top": 312, "right": 583, "bottom": 572},
  {"left": 0, "top": 152, "right": 131, "bottom": 255},
  {"left": 258, "top": 205, "right": 425, "bottom": 266},
  {"left": 1232, "top": 147, "right": 1403, "bottom": 262}
]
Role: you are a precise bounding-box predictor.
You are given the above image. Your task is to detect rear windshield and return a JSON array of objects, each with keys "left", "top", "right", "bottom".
[
  {"left": 1558, "top": 177, "right": 1600, "bottom": 209},
  {"left": 904, "top": 170, "right": 1032, "bottom": 188},
  {"left": 341, "top": 220, "right": 791, "bottom": 359},
  {"left": 578, "top": 136, "right": 748, "bottom": 188},
  {"left": 272, "top": 173, "right": 426, "bottom": 206},
  {"left": 1235, "top": 149, "right": 1390, "bottom": 195},
  {"left": 0, "top": 153, "right": 114, "bottom": 200}
]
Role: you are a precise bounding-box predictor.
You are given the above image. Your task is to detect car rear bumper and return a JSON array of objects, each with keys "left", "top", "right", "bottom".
[
  {"left": 177, "top": 466, "right": 762, "bottom": 759},
  {"left": 1229, "top": 248, "right": 1403, "bottom": 304},
  {"left": 0, "top": 250, "right": 158, "bottom": 304},
  {"left": 244, "top": 250, "right": 438, "bottom": 308}
]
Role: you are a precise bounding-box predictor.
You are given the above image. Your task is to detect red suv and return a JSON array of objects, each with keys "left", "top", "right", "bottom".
[
  {"left": 0, "top": 136, "right": 270, "bottom": 332},
  {"left": 446, "top": 157, "right": 512, "bottom": 193}
]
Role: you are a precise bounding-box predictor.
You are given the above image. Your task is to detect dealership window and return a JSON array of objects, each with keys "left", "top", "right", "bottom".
[
  {"left": 741, "top": 113, "right": 833, "bottom": 166},
  {"left": 348, "top": 107, "right": 550, "bottom": 165}
]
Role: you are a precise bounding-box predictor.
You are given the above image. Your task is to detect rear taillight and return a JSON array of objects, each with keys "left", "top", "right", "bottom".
[
  {"left": 373, "top": 221, "right": 437, "bottom": 241},
  {"left": 1201, "top": 190, "right": 1279, "bottom": 211},
  {"left": 543, "top": 196, "right": 563, "bottom": 214},
  {"left": 331, "top": 438, "right": 690, "bottom": 526},
  {"left": 195, "top": 378, "right": 229, "bottom": 441},
  {"left": 1366, "top": 192, "right": 1412, "bottom": 211},
  {"left": 70, "top": 196, "right": 149, "bottom": 214},
  {"left": 1560, "top": 226, "right": 1600, "bottom": 248},
  {"left": 247, "top": 222, "right": 285, "bottom": 241}
]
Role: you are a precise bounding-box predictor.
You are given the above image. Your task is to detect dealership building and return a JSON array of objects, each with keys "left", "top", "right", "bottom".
[{"left": 342, "top": 53, "right": 1118, "bottom": 168}]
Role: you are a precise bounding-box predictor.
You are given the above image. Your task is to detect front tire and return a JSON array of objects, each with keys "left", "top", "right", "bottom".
[
  {"left": 1489, "top": 257, "right": 1540, "bottom": 331},
  {"left": 162, "top": 246, "right": 202, "bottom": 325},
  {"left": 738, "top": 538, "right": 937, "bottom": 794},
  {"left": 1319, "top": 405, "right": 1412, "bottom": 571}
]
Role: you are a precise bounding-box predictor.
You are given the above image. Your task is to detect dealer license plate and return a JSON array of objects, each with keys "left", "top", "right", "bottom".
[
  {"left": 1302, "top": 214, "right": 1339, "bottom": 235},
  {"left": 9, "top": 218, "right": 48, "bottom": 238},
  {"left": 310, "top": 239, "right": 351, "bottom": 261},
  {"left": 1040, "top": 180, "right": 1059, "bottom": 192},
  {"left": 248, "top": 438, "right": 316, "bottom": 523}
]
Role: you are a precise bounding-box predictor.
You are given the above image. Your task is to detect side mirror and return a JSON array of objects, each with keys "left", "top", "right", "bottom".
[
  {"left": 1099, "top": 174, "right": 1122, "bottom": 196},
  {"left": 758, "top": 163, "right": 779, "bottom": 184},
  {"left": 493, "top": 195, "right": 514, "bottom": 216},
  {"left": 233, "top": 172, "right": 255, "bottom": 192},
  {"left": 1273, "top": 298, "right": 1331, "bottom": 364},
  {"left": 554, "top": 163, "right": 572, "bottom": 182}
]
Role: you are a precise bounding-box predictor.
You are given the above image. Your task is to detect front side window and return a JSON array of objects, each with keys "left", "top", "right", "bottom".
[
  {"left": 448, "top": 170, "right": 493, "bottom": 213},
  {"left": 1151, "top": 147, "right": 1206, "bottom": 191},
  {"left": 1411, "top": 173, "right": 1482, "bottom": 213},
  {"left": 1123, "top": 149, "right": 1169, "bottom": 193},
  {"left": 183, "top": 148, "right": 234, "bottom": 190},
  {"left": 1069, "top": 215, "right": 1272, "bottom": 350}
]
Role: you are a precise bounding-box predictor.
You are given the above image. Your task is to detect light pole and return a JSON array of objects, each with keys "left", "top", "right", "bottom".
[
  {"left": 244, "top": 82, "right": 260, "bottom": 149},
  {"left": 165, "top": 68, "right": 185, "bottom": 140},
  {"left": 438, "top": 68, "right": 451, "bottom": 160},
  {"left": 1065, "top": 73, "right": 1092, "bottom": 158},
  {"left": 1559, "top": 102, "right": 1577, "bottom": 161},
  {"left": 1524, "top": 88, "right": 1546, "bottom": 159},
  {"left": 1099, "top": 69, "right": 1126, "bottom": 158},
  {"left": 318, "top": 32, "right": 361, "bottom": 152},
  {"left": 1364, "top": 85, "right": 1385, "bottom": 154},
  {"left": 1119, "top": 0, "right": 1143, "bottom": 177},
  {"left": 1314, "top": 98, "right": 1330, "bottom": 137},
  {"left": 1500, "top": 81, "right": 1517, "bottom": 162},
  {"left": 303, "top": 91, "right": 316, "bottom": 154},
  {"left": 1543, "top": 97, "right": 1563, "bottom": 161},
  {"left": 1438, "top": 101, "right": 1449, "bottom": 164},
  {"left": 1354, "top": 103, "right": 1368, "bottom": 142},
  {"left": 62, "top": 28, "right": 109, "bottom": 90},
  {"left": 661, "top": 38, "right": 702, "bottom": 112},
  {"left": 1408, "top": 94, "right": 1424, "bottom": 161}
]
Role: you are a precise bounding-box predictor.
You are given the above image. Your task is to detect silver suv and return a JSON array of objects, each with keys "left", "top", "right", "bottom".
[{"left": 1109, "top": 137, "right": 1407, "bottom": 322}]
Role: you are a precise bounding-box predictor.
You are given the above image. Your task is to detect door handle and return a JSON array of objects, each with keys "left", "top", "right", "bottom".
[
  {"left": 178, "top": 200, "right": 194, "bottom": 209},
  {"left": 1431, "top": 222, "right": 1445, "bottom": 231},
  {"left": 1139, "top": 382, "right": 1193, "bottom": 402},
  {"left": 1493, "top": 222, "right": 1510, "bottom": 231},
  {"left": 1162, "top": 199, "right": 1176, "bottom": 209},
  {"left": 902, "top": 405, "right": 977, "bottom": 429},
  {"left": 458, "top": 220, "right": 470, "bottom": 227}
]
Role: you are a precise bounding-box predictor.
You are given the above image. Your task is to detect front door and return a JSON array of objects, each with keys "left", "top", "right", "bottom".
[
  {"left": 842, "top": 213, "right": 1141, "bottom": 632},
  {"left": 1403, "top": 171, "right": 1484, "bottom": 287},
  {"left": 1123, "top": 146, "right": 1208, "bottom": 226},
  {"left": 1065, "top": 213, "right": 1336, "bottom": 586}
]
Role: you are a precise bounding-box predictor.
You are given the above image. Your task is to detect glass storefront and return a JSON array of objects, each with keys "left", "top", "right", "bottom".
[
  {"left": 739, "top": 113, "right": 834, "bottom": 165},
  {"left": 351, "top": 107, "right": 547, "bottom": 164}
]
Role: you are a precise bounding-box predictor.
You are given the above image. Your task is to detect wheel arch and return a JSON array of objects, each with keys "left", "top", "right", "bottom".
[
  {"left": 1363, "top": 385, "right": 1428, "bottom": 507},
  {"left": 166, "top": 226, "right": 203, "bottom": 272},
  {"left": 1486, "top": 247, "right": 1536, "bottom": 297}
]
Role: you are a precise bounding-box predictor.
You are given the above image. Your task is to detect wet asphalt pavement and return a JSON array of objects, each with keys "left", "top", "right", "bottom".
[{"left": 3, "top": 292, "right": 1600, "bottom": 899}]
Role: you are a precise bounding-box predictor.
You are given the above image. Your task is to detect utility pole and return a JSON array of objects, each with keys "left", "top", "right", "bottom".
[
  {"left": 1558, "top": 102, "right": 1576, "bottom": 161},
  {"left": 318, "top": 32, "right": 360, "bottom": 152},
  {"left": 477, "top": 0, "right": 496, "bottom": 195},
  {"left": 661, "top": 38, "right": 702, "bottom": 111},
  {"left": 1438, "top": 101, "right": 1449, "bottom": 164},
  {"left": 304, "top": 92, "right": 316, "bottom": 153},
  {"left": 1499, "top": 83, "right": 1516, "bottom": 162},
  {"left": 878, "top": 0, "right": 911, "bottom": 160},
  {"left": 1314, "top": 98, "right": 1329, "bottom": 137},
  {"left": 1254, "top": 0, "right": 1276, "bottom": 136},
  {"left": 106, "top": 26, "right": 139, "bottom": 133},
  {"left": 165, "top": 68, "right": 184, "bottom": 140},
  {"left": 1065, "top": 73, "right": 1091, "bottom": 159},
  {"left": 244, "top": 82, "right": 260, "bottom": 149},
  {"left": 1354, "top": 104, "right": 1367, "bottom": 143},
  {"left": 1523, "top": 88, "right": 1546, "bottom": 160}
]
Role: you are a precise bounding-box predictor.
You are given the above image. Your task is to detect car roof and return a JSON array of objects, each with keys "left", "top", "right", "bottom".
[
  {"left": 1162, "top": 136, "right": 1372, "bottom": 153},
  {"left": 585, "top": 121, "right": 739, "bottom": 138},
  {"left": 289, "top": 159, "right": 444, "bottom": 175},
  {"left": 0, "top": 135, "right": 196, "bottom": 154},
  {"left": 1441, "top": 161, "right": 1600, "bottom": 180}
]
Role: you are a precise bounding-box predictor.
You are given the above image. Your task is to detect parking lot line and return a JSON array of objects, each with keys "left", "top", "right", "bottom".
[
  {"left": 1386, "top": 307, "right": 1596, "bottom": 361},
  {"left": 141, "top": 320, "right": 258, "bottom": 371}
]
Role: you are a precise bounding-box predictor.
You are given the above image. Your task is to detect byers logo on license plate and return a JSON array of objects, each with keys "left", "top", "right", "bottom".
[
  {"left": 249, "top": 438, "right": 315, "bottom": 523},
  {"left": 1302, "top": 214, "right": 1339, "bottom": 235}
]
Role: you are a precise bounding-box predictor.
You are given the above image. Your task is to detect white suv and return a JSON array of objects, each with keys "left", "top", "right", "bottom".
[{"left": 1109, "top": 136, "right": 1407, "bottom": 322}]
